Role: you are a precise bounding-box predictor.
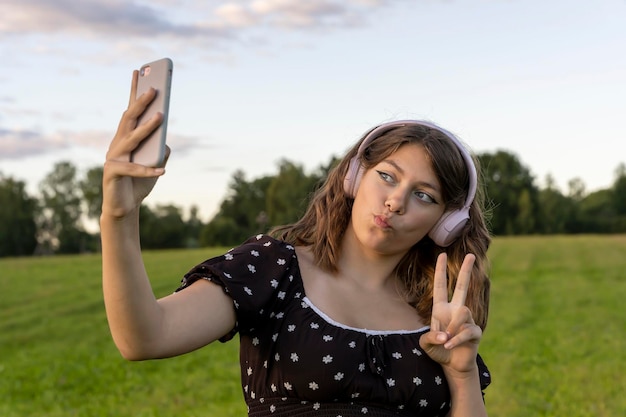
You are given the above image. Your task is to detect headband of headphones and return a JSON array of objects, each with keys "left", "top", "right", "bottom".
[{"left": 343, "top": 120, "right": 477, "bottom": 246}]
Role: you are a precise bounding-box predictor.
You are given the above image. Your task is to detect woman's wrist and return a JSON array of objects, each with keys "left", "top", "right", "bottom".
[
  {"left": 100, "top": 206, "right": 140, "bottom": 224},
  {"left": 442, "top": 363, "right": 480, "bottom": 382},
  {"left": 442, "top": 365, "right": 487, "bottom": 416},
  {"left": 100, "top": 209, "right": 141, "bottom": 244}
]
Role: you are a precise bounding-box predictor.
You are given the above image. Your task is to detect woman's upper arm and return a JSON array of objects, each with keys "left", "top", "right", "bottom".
[{"left": 152, "top": 279, "right": 236, "bottom": 359}]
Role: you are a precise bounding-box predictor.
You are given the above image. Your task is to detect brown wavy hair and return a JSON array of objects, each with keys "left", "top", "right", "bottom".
[{"left": 272, "top": 123, "right": 491, "bottom": 330}]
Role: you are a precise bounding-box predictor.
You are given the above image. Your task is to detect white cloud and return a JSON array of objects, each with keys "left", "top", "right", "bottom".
[
  {"left": 1, "top": 0, "right": 394, "bottom": 39},
  {"left": 0, "top": 0, "right": 230, "bottom": 39},
  {"left": 0, "top": 125, "right": 206, "bottom": 160},
  {"left": 0, "top": 0, "right": 404, "bottom": 76},
  {"left": 214, "top": 3, "right": 259, "bottom": 28},
  {"left": 0, "top": 128, "right": 105, "bottom": 158},
  {"left": 250, "top": 0, "right": 348, "bottom": 28}
]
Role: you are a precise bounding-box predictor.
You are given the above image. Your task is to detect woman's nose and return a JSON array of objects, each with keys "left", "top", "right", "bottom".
[{"left": 385, "top": 190, "right": 406, "bottom": 214}]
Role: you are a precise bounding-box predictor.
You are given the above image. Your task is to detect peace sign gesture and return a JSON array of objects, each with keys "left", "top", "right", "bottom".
[{"left": 419, "top": 252, "right": 483, "bottom": 375}]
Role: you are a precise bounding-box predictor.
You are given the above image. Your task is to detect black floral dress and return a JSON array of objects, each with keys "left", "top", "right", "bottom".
[{"left": 176, "top": 234, "right": 490, "bottom": 416}]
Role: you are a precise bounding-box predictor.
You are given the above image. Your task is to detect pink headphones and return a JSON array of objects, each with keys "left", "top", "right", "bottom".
[{"left": 343, "top": 120, "right": 477, "bottom": 247}]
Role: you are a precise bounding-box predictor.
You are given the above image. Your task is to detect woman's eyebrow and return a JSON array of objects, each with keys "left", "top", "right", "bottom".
[{"left": 381, "top": 159, "right": 405, "bottom": 174}]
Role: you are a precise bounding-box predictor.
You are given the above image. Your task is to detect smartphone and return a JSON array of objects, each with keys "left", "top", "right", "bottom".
[{"left": 130, "top": 57, "right": 173, "bottom": 167}]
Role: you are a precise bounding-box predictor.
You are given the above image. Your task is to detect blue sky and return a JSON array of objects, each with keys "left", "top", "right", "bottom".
[{"left": 1, "top": 0, "right": 625, "bottom": 222}]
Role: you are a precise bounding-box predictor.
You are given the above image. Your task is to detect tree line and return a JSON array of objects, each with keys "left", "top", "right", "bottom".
[{"left": 1, "top": 150, "right": 626, "bottom": 257}]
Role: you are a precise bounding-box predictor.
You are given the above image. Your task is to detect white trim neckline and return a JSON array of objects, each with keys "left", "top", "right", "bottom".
[{"left": 302, "top": 296, "right": 429, "bottom": 336}]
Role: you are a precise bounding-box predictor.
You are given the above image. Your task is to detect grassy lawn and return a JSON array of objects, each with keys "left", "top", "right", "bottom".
[
  {"left": 0, "top": 247, "right": 246, "bottom": 417},
  {"left": 482, "top": 235, "right": 626, "bottom": 416},
  {"left": 1, "top": 235, "right": 625, "bottom": 416}
]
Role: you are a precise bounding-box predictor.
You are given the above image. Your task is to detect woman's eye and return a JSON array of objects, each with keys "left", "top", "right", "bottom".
[
  {"left": 377, "top": 171, "right": 393, "bottom": 183},
  {"left": 414, "top": 191, "right": 436, "bottom": 204}
]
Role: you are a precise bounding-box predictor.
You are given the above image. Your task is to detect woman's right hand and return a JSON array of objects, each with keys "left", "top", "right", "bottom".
[{"left": 102, "top": 70, "right": 169, "bottom": 219}]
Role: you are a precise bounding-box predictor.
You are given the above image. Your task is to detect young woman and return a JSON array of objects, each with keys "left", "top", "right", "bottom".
[{"left": 101, "top": 70, "right": 492, "bottom": 416}]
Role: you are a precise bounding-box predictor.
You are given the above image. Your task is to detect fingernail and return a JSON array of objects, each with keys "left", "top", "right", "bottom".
[{"left": 436, "top": 333, "right": 447, "bottom": 343}]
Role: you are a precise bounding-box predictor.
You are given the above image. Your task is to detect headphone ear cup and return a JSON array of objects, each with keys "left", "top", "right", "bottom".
[
  {"left": 428, "top": 208, "right": 470, "bottom": 247},
  {"left": 343, "top": 157, "right": 363, "bottom": 197}
]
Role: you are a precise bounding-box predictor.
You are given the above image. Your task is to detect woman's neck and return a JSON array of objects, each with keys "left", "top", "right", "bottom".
[{"left": 337, "top": 224, "right": 406, "bottom": 292}]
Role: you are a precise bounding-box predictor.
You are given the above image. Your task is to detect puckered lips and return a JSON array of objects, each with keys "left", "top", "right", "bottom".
[{"left": 374, "top": 214, "right": 393, "bottom": 229}]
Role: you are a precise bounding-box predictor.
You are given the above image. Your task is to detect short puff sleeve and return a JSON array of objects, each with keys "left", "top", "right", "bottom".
[{"left": 175, "top": 234, "right": 298, "bottom": 342}]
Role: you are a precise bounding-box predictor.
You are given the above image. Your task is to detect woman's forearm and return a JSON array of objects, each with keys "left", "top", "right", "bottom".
[
  {"left": 100, "top": 212, "right": 164, "bottom": 360},
  {"left": 445, "top": 366, "right": 488, "bottom": 417}
]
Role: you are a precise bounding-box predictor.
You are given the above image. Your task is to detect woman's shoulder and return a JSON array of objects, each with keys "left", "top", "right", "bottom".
[
  {"left": 219, "top": 234, "right": 302, "bottom": 275},
  {"left": 233, "top": 234, "right": 297, "bottom": 259},
  {"left": 178, "top": 234, "right": 297, "bottom": 289},
  {"left": 240, "top": 233, "right": 291, "bottom": 247}
]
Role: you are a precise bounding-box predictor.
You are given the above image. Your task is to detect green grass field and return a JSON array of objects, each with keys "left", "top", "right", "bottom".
[{"left": 1, "top": 235, "right": 625, "bottom": 416}]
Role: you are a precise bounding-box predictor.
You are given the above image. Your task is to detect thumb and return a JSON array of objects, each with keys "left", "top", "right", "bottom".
[{"left": 419, "top": 330, "right": 449, "bottom": 351}]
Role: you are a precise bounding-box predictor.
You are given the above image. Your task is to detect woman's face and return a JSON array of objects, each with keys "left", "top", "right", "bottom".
[{"left": 349, "top": 143, "right": 446, "bottom": 257}]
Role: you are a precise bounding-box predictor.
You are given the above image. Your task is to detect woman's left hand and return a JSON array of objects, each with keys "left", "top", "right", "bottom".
[{"left": 419, "top": 253, "right": 482, "bottom": 376}]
